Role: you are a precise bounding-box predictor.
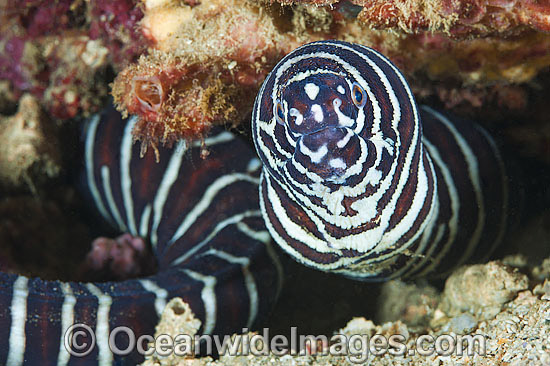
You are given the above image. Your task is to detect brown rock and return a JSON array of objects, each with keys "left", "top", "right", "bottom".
[{"left": 440, "top": 261, "right": 529, "bottom": 319}]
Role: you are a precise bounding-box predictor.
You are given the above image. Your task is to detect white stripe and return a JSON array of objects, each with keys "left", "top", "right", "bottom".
[
  {"left": 414, "top": 138, "right": 460, "bottom": 276},
  {"left": 236, "top": 222, "right": 271, "bottom": 244},
  {"left": 101, "top": 166, "right": 127, "bottom": 231},
  {"left": 167, "top": 173, "right": 259, "bottom": 247},
  {"left": 120, "top": 116, "right": 138, "bottom": 235},
  {"left": 246, "top": 158, "right": 262, "bottom": 173},
  {"left": 182, "top": 270, "right": 217, "bottom": 334},
  {"left": 7, "top": 276, "right": 28, "bottom": 366},
  {"left": 84, "top": 115, "right": 111, "bottom": 223},
  {"left": 298, "top": 141, "right": 327, "bottom": 163},
  {"left": 57, "top": 283, "right": 76, "bottom": 366},
  {"left": 191, "top": 131, "right": 234, "bottom": 147},
  {"left": 86, "top": 284, "right": 113, "bottom": 366},
  {"left": 343, "top": 154, "right": 439, "bottom": 275},
  {"left": 377, "top": 144, "right": 430, "bottom": 249},
  {"left": 150, "top": 140, "right": 186, "bottom": 248},
  {"left": 422, "top": 106, "right": 484, "bottom": 267},
  {"left": 139, "top": 204, "right": 152, "bottom": 238},
  {"left": 205, "top": 249, "right": 258, "bottom": 328},
  {"left": 236, "top": 221, "right": 285, "bottom": 299},
  {"left": 171, "top": 210, "right": 262, "bottom": 266},
  {"left": 139, "top": 279, "right": 168, "bottom": 317},
  {"left": 390, "top": 179, "right": 441, "bottom": 279}
]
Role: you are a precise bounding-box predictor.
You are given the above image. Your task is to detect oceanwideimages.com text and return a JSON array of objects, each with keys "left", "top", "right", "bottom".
[{"left": 64, "top": 324, "right": 486, "bottom": 362}]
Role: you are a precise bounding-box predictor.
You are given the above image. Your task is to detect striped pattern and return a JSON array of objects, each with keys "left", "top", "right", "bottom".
[
  {"left": 252, "top": 40, "right": 508, "bottom": 280},
  {"left": 0, "top": 104, "right": 283, "bottom": 365}
]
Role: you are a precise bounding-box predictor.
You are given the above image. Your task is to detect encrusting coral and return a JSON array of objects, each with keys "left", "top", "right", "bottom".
[
  {"left": 0, "top": 0, "right": 147, "bottom": 119},
  {"left": 112, "top": 0, "right": 297, "bottom": 155},
  {"left": 110, "top": 0, "right": 550, "bottom": 152},
  {"left": 355, "top": 0, "right": 550, "bottom": 37},
  {"left": 3, "top": 0, "right": 550, "bottom": 153}
]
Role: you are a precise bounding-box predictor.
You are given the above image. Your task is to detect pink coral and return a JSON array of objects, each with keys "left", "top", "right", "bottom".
[
  {"left": 0, "top": 33, "right": 44, "bottom": 97},
  {"left": 88, "top": 0, "right": 149, "bottom": 68},
  {"left": 83, "top": 233, "right": 156, "bottom": 281},
  {"left": 3, "top": 0, "right": 80, "bottom": 37},
  {"left": 0, "top": 0, "right": 146, "bottom": 118}
]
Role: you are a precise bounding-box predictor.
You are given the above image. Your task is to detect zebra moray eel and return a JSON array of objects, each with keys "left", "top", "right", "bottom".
[
  {"left": 0, "top": 104, "right": 283, "bottom": 365},
  {"left": 252, "top": 40, "right": 508, "bottom": 280}
]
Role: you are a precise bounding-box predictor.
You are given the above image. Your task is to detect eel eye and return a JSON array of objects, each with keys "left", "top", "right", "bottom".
[
  {"left": 351, "top": 82, "right": 367, "bottom": 108},
  {"left": 274, "top": 100, "right": 285, "bottom": 124}
]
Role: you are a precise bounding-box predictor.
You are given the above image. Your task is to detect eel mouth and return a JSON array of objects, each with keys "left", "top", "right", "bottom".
[{"left": 291, "top": 126, "right": 362, "bottom": 184}]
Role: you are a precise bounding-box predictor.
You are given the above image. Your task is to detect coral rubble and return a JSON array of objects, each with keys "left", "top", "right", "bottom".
[
  {"left": 141, "top": 298, "right": 202, "bottom": 366},
  {"left": 139, "top": 257, "right": 550, "bottom": 366},
  {"left": 0, "top": 94, "right": 61, "bottom": 192}
]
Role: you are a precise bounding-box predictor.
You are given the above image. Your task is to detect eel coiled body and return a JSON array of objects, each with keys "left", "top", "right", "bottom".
[
  {"left": 252, "top": 40, "right": 508, "bottom": 280},
  {"left": 0, "top": 104, "right": 283, "bottom": 365}
]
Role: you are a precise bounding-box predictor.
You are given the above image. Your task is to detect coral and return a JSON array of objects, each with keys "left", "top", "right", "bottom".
[
  {"left": 270, "top": 0, "right": 550, "bottom": 36},
  {"left": 113, "top": 0, "right": 366, "bottom": 148},
  {"left": 0, "top": 94, "right": 61, "bottom": 192},
  {"left": 41, "top": 32, "right": 111, "bottom": 118},
  {"left": 2, "top": 0, "right": 84, "bottom": 37},
  {"left": 141, "top": 297, "right": 202, "bottom": 366},
  {"left": 81, "top": 233, "right": 156, "bottom": 281},
  {"left": 1, "top": 0, "right": 550, "bottom": 136},
  {"left": 401, "top": 32, "right": 550, "bottom": 85},
  {"left": 0, "top": 25, "right": 44, "bottom": 98},
  {"left": 0, "top": 29, "right": 114, "bottom": 119},
  {"left": 112, "top": 0, "right": 296, "bottom": 151},
  {"left": 355, "top": 0, "right": 550, "bottom": 37},
  {"left": 0, "top": 0, "right": 145, "bottom": 119},
  {"left": 110, "top": 0, "right": 550, "bottom": 147},
  {"left": 3, "top": 0, "right": 550, "bottom": 141},
  {"left": 88, "top": 0, "right": 149, "bottom": 68},
  {"left": 276, "top": 0, "right": 340, "bottom": 5}
]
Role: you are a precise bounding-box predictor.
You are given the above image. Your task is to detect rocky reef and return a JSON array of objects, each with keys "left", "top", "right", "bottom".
[
  {"left": 107, "top": 0, "right": 550, "bottom": 155},
  {"left": 3, "top": 0, "right": 549, "bottom": 156}
]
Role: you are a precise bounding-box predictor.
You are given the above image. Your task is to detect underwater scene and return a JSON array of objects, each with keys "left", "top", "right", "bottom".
[{"left": 0, "top": 0, "right": 550, "bottom": 365}]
